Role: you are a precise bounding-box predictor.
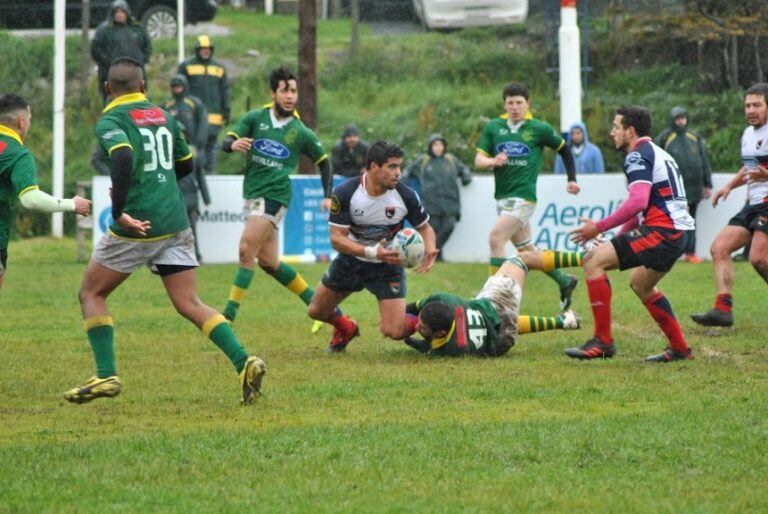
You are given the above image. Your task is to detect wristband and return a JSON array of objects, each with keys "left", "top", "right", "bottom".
[{"left": 364, "top": 244, "right": 379, "bottom": 260}]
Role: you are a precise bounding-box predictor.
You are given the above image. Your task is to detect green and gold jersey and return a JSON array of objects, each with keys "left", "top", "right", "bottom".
[
  {"left": 415, "top": 292, "right": 502, "bottom": 357},
  {"left": 0, "top": 125, "right": 38, "bottom": 251},
  {"left": 96, "top": 93, "right": 192, "bottom": 240},
  {"left": 476, "top": 114, "right": 564, "bottom": 202},
  {"left": 228, "top": 105, "right": 327, "bottom": 206}
]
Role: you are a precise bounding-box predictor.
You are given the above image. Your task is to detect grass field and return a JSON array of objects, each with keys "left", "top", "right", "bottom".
[{"left": 1, "top": 238, "right": 767, "bottom": 513}]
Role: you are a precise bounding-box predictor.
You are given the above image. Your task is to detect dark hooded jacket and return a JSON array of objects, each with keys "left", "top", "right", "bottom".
[
  {"left": 656, "top": 107, "right": 712, "bottom": 205},
  {"left": 91, "top": 0, "right": 151, "bottom": 79},
  {"left": 331, "top": 124, "right": 370, "bottom": 177},
  {"left": 402, "top": 134, "right": 471, "bottom": 218},
  {"left": 178, "top": 36, "right": 231, "bottom": 136},
  {"left": 164, "top": 75, "right": 210, "bottom": 150}
]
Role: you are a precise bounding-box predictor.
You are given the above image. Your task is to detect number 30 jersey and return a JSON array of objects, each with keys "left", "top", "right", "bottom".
[
  {"left": 623, "top": 137, "right": 694, "bottom": 231},
  {"left": 414, "top": 292, "right": 502, "bottom": 357},
  {"left": 96, "top": 93, "right": 192, "bottom": 240}
]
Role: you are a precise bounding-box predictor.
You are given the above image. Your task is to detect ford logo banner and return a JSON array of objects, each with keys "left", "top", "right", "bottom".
[
  {"left": 496, "top": 141, "right": 531, "bottom": 157},
  {"left": 253, "top": 139, "right": 291, "bottom": 159}
]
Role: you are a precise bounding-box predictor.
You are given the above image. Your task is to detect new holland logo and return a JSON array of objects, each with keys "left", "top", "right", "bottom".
[
  {"left": 253, "top": 139, "right": 291, "bottom": 159},
  {"left": 496, "top": 141, "right": 531, "bottom": 157}
]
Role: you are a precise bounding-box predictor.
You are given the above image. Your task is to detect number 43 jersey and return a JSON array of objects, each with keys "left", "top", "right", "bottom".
[
  {"left": 623, "top": 137, "right": 694, "bottom": 231},
  {"left": 414, "top": 292, "right": 502, "bottom": 357},
  {"left": 96, "top": 93, "right": 192, "bottom": 240}
]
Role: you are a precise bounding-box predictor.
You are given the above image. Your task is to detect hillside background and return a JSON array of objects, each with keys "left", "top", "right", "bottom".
[{"left": 2, "top": 2, "right": 766, "bottom": 236}]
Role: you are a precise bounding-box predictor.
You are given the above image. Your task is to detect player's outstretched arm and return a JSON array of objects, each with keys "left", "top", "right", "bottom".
[
  {"left": 712, "top": 166, "right": 747, "bottom": 206},
  {"left": 414, "top": 223, "right": 438, "bottom": 273},
  {"left": 557, "top": 145, "right": 580, "bottom": 194},
  {"left": 318, "top": 158, "right": 333, "bottom": 212},
  {"left": 19, "top": 189, "right": 91, "bottom": 216}
]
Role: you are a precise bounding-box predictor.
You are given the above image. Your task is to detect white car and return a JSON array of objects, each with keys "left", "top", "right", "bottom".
[{"left": 413, "top": 0, "right": 528, "bottom": 30}]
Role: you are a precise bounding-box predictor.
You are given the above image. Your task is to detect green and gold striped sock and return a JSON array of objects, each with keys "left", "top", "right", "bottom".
[
  {"left": 203, "top": 314, "right": 249, "bottom": 373},
  {"left": 223, "top": 267, "right": 254, "bottom": 322},
  {"left": 541, "top": 250, "right": 584, "bottom": 272},
  {"left": 518, "top": 315, "right": 564, "bottom": 334},
  {"left": 264, "top": 261, "right": 314, "bottom": 305},
  {"left": 489, "top": 257, "right": 506, "bottom": 276},
  {"left": 84, "top": 315, "right": 116, "bottom": 378}
]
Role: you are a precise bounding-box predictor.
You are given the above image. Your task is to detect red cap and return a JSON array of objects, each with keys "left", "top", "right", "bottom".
[{"left": 561, "top": 0, "right": 576, "bottom": 7}]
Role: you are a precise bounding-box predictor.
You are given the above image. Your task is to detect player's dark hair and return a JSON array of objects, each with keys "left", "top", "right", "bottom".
[
  {"left": 269, "top": 66, "right": 297, "bottom": 92},
  {"left": 745, "top": 83, "right": 768, "bottom": 104},
  {"left": 616, "top": 106, "right": 652, "bottom": 137},
  {"left": 107, "top": 57, "right": 144, "bottom": 95},
  {"left": 0, "top": 94, "right": 29, "bottom": 122},
  {"left": 502, "top": 82, "right": 529, "bottom": 101},
  {"left": 365, "top": 140, "right": 403, "bottom": 168},
  {"left": 420, "top": 302, "right": 455, "bottom": 336}
]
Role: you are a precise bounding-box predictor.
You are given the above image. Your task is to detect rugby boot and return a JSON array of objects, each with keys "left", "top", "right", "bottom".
[
  {"left": 327, "top": 318, "right": 360, "bottom": 353},
  {"left": 240, "top": 356, "right": 266, "bottom": 405},
  {"left": 690, "top": 308, "right": 733, "bottom": 327},
  {"left": 683, "top": 253, "right": 703, "bottom": 264},
  {"left": 564, "top": 337, "right": 616, "bottom": 360},
  {"left": 311, "top": 319, "right": 325, "bottom": 334},
  {"left": 644, "top": 347, "right": 694, "bottom": 363},
  {"left": 561, "top": 309, "right": 581, "bottom": 330},
  {"left": 559, "top": 274, "right": 579, "bottom": 311},
  {"left": 63, "top": 376, "right": 122, "bottom": 404}
]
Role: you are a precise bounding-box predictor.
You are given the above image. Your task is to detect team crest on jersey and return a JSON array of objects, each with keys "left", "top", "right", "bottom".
[
  {"left": 259, "top": 122, "right": 270, "bottom": 131},
  {"left": 385, "top": 207, "right": 396, "bottom": 218},
  {"left": 129, "top": 107, "right": 166, "bottom": 126},
  {"left": 496, "top": 141, "right": 531, "bottom": 157},
  {"left": 625, "top": 151, "right": 644, "bottom": 173},
  {"left": 330, "top": 195, "right": 340, "bottom": 214},
  {"left": 521, "top": 130, "right": 533, "bottom": 142},
  {"left": 389, "top": 282, "right": 402, "bottom": 294},
  {"left": 285, "top": 128, "right": 298, "bottom": 146},
  {"left": 253, "top": 139, "right": 290, "bottom": 159}
]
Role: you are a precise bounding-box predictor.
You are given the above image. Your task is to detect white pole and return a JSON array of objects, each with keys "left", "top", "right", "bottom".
[
  {"left": 265, "top": 0, "right": 274, "bottom": 15},
  {"left": 52, "top": 0, "right": 66, "bottom": 238},
  {"left": 558, "top": 0, "right": 582, "bottom": 133},
  {"left": 177, "top": 0, "right": 185, "bottom": 64}
]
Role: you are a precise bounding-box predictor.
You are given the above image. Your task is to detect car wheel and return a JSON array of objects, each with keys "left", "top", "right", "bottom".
[{"left": 141, "top": 5, "right": 177, "bottom": 39}]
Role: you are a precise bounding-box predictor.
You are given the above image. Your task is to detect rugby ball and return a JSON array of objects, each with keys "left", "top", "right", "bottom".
[{"left": 392, "top": 228, "right": 425, "bottom": 268}]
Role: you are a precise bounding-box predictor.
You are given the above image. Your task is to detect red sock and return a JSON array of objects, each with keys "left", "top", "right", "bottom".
[
  {"left": 714, "top": 293, "right": 733, "bottom": 313},
  {"left": 644, "top": 291, "right": 689, "bottom": 352},
  {"left": 586, "top": 275, "right": 612, "bottom": 344},
  {"left": 331, "top": 312, "right": 354, "bottom": 333},
  {"left": 405, "top": 314, "right": 419, "bottom": 336}
]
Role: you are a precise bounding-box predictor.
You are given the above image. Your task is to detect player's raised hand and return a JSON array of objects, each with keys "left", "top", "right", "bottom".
[
  {"left": 492, "top": 151, "right": 508, "bottom": 168},
  {"left": 376, "top": 240, "right": 402, "bottom": 266},
  {"left": 231, "top": 137, "right": 254, "bottom": 153},
  {"left": 711, "top": 186, "right": 730, "bottom": 207},
  {"left": 415, "top": 248, "right": 439, "bottom": 274},
  {"left": 116, "top": 213, "right": 151, "bottom": 237},
  {"left": 566, "top": 181, "right": 580, "bottom": 195},
  {"left": 72, "top": 196, "right": 92, "bottom": 216},
  {"left": 570, "top": 216, "right": 600, "bottom": 245}
]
